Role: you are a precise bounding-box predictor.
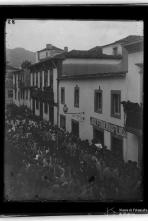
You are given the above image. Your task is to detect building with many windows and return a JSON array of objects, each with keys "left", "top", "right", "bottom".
[
  {"left": 28, "top": 44, "right": 66, "bottom": 125},
  {"left": 13, "top": 67, "right": 31, "bottom": 108},
  {"left": 5, "top": 64, "right": 19, "bottom": 105},
  {"left": 12, "top": 36, "right": 143, "bottom": 165},
  {"left": 58, "top": 35, "right": 143, "bottom": 165}
]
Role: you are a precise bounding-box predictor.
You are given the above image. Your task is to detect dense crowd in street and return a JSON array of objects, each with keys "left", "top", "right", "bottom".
[{"left": 5, "top": 104, "right": 142, "bottom": 201}]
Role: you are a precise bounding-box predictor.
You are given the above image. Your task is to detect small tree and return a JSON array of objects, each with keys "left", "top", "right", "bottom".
[{"left": 21, "top": 60, "right": 32, "bottom": 69}]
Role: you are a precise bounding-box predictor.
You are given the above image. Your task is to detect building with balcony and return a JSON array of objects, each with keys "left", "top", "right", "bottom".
[
  {"left": 5, "top": 64, "right": 19, "bottom": 105},
  {"left": 13, "top": 68, "right": 31, "bottom": 108},
  {"left": 29, "top": 45, "right": 66, "bottom": 125},
  {"left": 58, "top": 35, "right": 143, "bottom": 165}
]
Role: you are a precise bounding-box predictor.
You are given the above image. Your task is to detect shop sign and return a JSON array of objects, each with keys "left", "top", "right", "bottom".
[
  {"left": 90, "top": 117, "right": 126, "bottom": 137},
  {"left": 72, "top": 114, "right": 85, "bottom": 122}
]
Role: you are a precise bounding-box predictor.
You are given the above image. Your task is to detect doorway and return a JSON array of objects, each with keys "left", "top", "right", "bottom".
[
  {"left": 111, "top": 135, "right": 123, "bottom": 160},
  {"left": 93, "top": 128, "right": 104, "bottom": 146},
  {"left": 71, "top": 119, "right": 79, "bottom": 137}
]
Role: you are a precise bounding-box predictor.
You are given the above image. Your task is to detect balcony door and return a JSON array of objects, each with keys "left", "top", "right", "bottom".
[
  {"left": 49, "top": 105, "right": 54, "bottom": 125},
  {"left": 32, "top": 99, "right": 35, "bottom": 115},
  {"left": 40, "top": 101, "right": 43, "bottom": 119}
]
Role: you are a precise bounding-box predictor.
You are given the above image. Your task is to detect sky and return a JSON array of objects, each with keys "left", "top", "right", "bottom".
[{"left": 6, "top": 20, "right": 143, "bottom": 52}]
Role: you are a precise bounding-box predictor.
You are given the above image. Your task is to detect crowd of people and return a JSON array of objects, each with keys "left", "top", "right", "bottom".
[{"left": 5, "top": 104, "right": 142, "bottom": 201}]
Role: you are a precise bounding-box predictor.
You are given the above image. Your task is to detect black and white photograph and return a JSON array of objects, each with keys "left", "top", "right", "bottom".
[{"left": 4, "top": 18, "right": 143, "bottom": 204}]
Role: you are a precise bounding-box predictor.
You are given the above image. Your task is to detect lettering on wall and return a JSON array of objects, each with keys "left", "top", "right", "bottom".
[{"left": 90, "top": 116, "right": 126, "bottom": 137}]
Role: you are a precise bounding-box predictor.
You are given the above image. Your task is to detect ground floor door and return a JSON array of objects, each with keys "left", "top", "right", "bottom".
[
  {"left": 60, "top": 114, "right": 66, "bottom": 130},
  {"left": 111, "top": 135, "right": 123, "bottom": 160},
  {"left": 32, "top": 99, "right": 35, "bottom": 115},
  {"left": 40, "top": 101, "right": 43, "bottom": 120},
  {"left": 71, "top": 119, "right": 79, "bottom": 137},
  {"left": 93, "top": 128, "right": 104, "bottom": 146},
  {"left": 49, "top": 105, "right": 54, "bottom": 125}
]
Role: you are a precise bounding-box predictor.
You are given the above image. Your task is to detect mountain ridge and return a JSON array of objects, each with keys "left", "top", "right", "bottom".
[{"left": 6, "top": 47, "right": 36, "bottom": 68}]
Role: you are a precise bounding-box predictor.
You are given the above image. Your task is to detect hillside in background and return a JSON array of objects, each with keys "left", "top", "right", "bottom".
[{"left": 6, "top": 48, "right": 36, "bottom": 68}]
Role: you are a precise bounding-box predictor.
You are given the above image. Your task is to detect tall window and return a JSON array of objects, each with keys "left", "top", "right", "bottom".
[
  {"left": 74, "top": 85, "right": 79, "bottom": 108},
  {"left": 61, "top": 87, "right": 65, "bottom": 104},
  {"left": 23, "top": 90, "right": 25, "bottom": 99},
  {"left": 36, "top": 73, "right": 38, "bottom": 86},
  {"left": 40, "top": 72, "right": 42, "bottom": 88},
  {"left": 50, "top": 69, "right": 53, "bottom": 88},
  {"left": 44, "top": 102, "right": 48, "bottom": 114},
  {"left": 111, "top": 90, "right": 121, "bottom": 119},
  {"left": 26, "top": 90, "right": 28, "bottom": 99},
  {"left": 94, "top": 89, "right": 103, "bottom": 113},
  {"left": 36, "top": 100, "right": 39, "bottom": 110},
  {"left": 15, "top": 89, "right": 17, "bottom": 99},
  {"left": 32, "top": 73, "right": 35, "bottom": 86},
  {"left": 113, "top": 47, "right": 118, "bottom": 55},
  {"left": 44, "top": 70, "right": 48, "bottom": 87}
]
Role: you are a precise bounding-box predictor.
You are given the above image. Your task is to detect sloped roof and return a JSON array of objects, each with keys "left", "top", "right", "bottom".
[
  {"left": 38, "top": 45, "right": 64, "bottom": 52},
  {"left": 61, "top": 47, "right": 128, "bottom": 79},
  {"left": 30, "top": 49, "right": 122, "bottom": 69},
  {"left": 64, "top": 49, "right": 122, "bottom": 59},
  {"left": 102, "top": 35, "right": 143, "bottom": 47}
]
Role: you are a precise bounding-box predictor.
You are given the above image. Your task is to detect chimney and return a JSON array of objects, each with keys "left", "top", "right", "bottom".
[
  {"left": 64, "top": 46, "right": 68, "bottom": 52},
  {"left": 46, "top": 44, "right": 52, "bottom": 49}
]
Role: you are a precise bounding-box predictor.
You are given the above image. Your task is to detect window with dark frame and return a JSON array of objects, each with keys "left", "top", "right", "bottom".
[
  {"left": 40, "top": 72, "right": 42, "bottom": 88},
  {"left": 74, "top": 85, "right": 79, "bottom": 108},
  {"left": 44, "top": 102, "right": 48, "bottom": 114},
  {"left": 111, "top": 90, "right": 121, "bottom": 119},
  {"left": 61, "top": 87, "right": 65, "bottom": 104},
  {"left": 44, "top": 71, "right": 48, "bottom": 87},
  {"left": 36, "top": 72, "right": 38, "bottom": 86},
  {"left": 94, "top": 89, "right": 103, "bottom": 113},
  {"left": 15, "top": 89, "right": 17, "bottom": 99},
  {"left": 113, "top": 47, "right": 118, "bottom": 55},
  {"left": 32, "top": 73, "right": 35, "bottom": 86},
  {"left": 60, "top": 114, "right": 66, "bottom": 130},
  {"left": 36, "top": 100, "right": 39, "bottom": 110},
  {"left": 50, "top": 69, "right": 53, "bottom": 88},
  {"left": 26, "top": 90, "right": 28, "bottom": 99}
]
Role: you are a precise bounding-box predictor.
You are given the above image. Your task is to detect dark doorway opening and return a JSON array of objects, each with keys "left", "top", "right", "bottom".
[
  {"left": 111, "top": 135, "right": 123, "bottom": 160},
  {"left": 93, "top": 128, "right": 104, "bottom": 146},
  {"left": 71, "top": 119, "right": 79, "bottom": 137}
]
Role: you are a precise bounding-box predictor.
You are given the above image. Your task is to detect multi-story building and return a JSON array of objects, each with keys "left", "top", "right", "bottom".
[
  {"left": 5, "top": 64, "right": 19, "bottom": 105},
  {"left": 29, "top": 44, "right": 66, "bottom": 125},
  {"left": 58, "top": 35, "right": 143, "bottom": 165},
  {"left": 13, "top": 67, "right": 31, "bottom": 108},
  {"left": 12, "top": 36, "right": 143, "bottom": 165}
]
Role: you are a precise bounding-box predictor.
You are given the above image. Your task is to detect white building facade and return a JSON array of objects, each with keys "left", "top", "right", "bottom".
[{"left": 58, "top": 36, "right": 143, "bottom": 165}]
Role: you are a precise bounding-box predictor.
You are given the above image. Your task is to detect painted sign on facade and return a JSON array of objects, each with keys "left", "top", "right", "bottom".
[{"left": 90, "top": 116, "right": 126, "bottom": 137}]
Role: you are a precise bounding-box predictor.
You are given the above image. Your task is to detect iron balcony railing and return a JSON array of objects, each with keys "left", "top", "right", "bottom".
[{"left": 30, "top": 86, "right": 54, "bottom": 104}]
